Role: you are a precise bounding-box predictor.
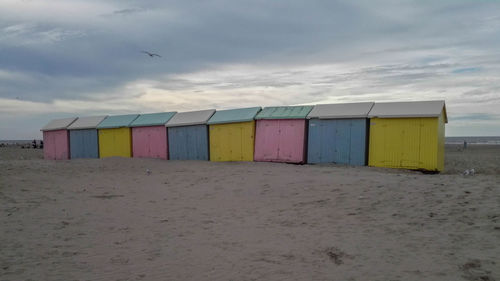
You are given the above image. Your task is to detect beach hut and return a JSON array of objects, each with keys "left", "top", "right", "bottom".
[
  {"left": 254, "top": 106, "right": 313, "bottom": 164},
  {"left": 67, "top": 116, "right": 107, "bottom": 159},
  {"left": 166, "top": 109, "right": 215, "bottom": 160},
  {"left": 306, "top": 102, "right": 374, "bottom": 165},
  {"left": 368, "top": 100, "right": 447, "bottom": 172},
  {"left": 208, "top": 107, "right": 261, "bottom": 162},
  {"left": 129, "top": 112, "right": 176, "bottom": 159},
  {"left": 41, "top": 117, "right": 78, "bottom": 160},
  {"left": 96, "top": 114, "right": 139, "bottom": 158}
]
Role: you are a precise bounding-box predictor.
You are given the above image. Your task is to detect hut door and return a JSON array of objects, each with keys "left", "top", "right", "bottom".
[
  {"left": 237, "top": 121, "right": 255, "bottom": 161},
  {"left": 322, "top": 120, "right": 337, "bottom": 163},
  {"left": 255, "top": 120, "right": 279, "bottom": 161},
  {"left": 400, "top": 119, "right": 421, "bottom": 168},
  {"left": 278, "top": 119, "right": 306, "bottom": 163},
  {"left": 334, "top": 120, "right": 351, "bottom": 165},
  {"left": 148, "top": 126, "right": 166, "bottom": 159},
  {"left": 53, "top": 130, "right": 69, "bottom": 160},
  {"left": 43, "top": 131, "right": 55, "bottom": 159},
  {"left": 187, "top": 125, "right": 208, "bottom": 160},
  {"left": 307, "top": 119, "right": 323, "bottom": 162}
]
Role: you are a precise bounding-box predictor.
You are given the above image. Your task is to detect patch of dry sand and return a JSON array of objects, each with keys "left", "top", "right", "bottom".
[{"left": 0, "top": 146, "right": 499, "bottom": 280}]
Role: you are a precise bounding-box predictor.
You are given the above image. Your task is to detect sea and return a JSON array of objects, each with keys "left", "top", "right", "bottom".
[
  {"left": 445, "top": 136, "right": 500, "bottom": 145},
  {"left": 0, "top": 140, "right": 36, "bottom": 146}
]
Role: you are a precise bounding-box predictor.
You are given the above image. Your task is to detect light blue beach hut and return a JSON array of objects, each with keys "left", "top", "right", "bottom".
[
  {"left": 307, "top": 102, "right": 374, "bottom": 165},
  {"left": 166, "top": 109, "right": 215, "bottom": 160},
  {"left": 67, "top": 116, "right": 107, "bottom": 159}
]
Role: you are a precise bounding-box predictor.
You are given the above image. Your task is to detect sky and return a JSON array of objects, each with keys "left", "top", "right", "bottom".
[{"left": 1, "top": 0, "right": 500, "bottom": 139}]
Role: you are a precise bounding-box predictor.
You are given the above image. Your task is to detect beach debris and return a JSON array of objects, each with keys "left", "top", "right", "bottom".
[
  {"left": 463, "top": 168, "right": 476, "bottom": 176},
  {"left": 325, "top": 247, "right": 353, "bottom": 265},
  {"left": 146, "top": 169, "right": 152, "bottom": 176},
  {"left": 91, "top": 194, "right": 124, "bottom": 199},
  {"left": 460, "top": 259, "right": 495, "bottom": 281}
]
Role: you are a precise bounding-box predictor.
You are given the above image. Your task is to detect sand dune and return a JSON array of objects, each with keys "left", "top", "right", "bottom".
[{"left": 1, "top": 145, "right": 499, "bottom": 280}]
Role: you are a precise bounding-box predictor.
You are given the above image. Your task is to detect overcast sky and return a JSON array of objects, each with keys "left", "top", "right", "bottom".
[{"left": 1, "top": 0, "right": 500, "bottom": 139}]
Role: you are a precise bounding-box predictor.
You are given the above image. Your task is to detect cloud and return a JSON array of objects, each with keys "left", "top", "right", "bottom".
[
  {"left": 452, "top": 67, "right": 482, "bottom": 74},
  {"left": 0, "top": 69, "right": 31, "bottom": 82},
  {"left": 112, "top": 8, "right": 145, "bottom": 15},
  {"left": 0, "top": 23, "right": 85, "bottom": 46},
  {"left": 450, "top": 113, "right": 499, "bottom": 121},
  {"left": 1, "top": 0, "right": 500, "bottom": 138}
]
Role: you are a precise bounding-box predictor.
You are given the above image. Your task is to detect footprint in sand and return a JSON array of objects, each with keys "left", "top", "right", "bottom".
[
  {"left": 324, "top": 247, "right": 353, "bottom": 265},
  {"left": 110, "top": 256, "right": 129, "bottom": 265},
  {"left": 460, "top": 259, "right": 495, "bottom": 281}
]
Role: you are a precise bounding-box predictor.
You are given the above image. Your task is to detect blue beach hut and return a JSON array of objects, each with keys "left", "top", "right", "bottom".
[
  {"left": 67, "top": 116, "right": 107, "bottom": 159},
  {"left": 306, "top": 102, "right": 374, "bottom": 165},
  {"left": 166, "top": 109, "right": 215, "bottom": 160}
]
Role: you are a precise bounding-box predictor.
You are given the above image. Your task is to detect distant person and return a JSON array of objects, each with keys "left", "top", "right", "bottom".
[
  {"left": 40, "top": 140, "right": 43, "bottom": 149},
  {"left": 463, "top": 140, "right": 467, "bottom": 150},
  {"left": 32, "top": 139, "right": 37, "bottom": 149}
]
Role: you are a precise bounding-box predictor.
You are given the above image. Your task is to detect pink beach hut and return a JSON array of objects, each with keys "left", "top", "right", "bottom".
[
  {"left": 130, "top": 112, "right": 177, "bottom": 159},
  {"left": 41, "top": 117, "right": 78, "bottom": 160},
  {"left": 254, "top": 106, "right": 313, "bottom": 164}
]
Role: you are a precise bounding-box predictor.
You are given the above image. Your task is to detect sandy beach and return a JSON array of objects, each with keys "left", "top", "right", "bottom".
[{"left": 1, "top": 145, "right": 499, "bottom": 281}]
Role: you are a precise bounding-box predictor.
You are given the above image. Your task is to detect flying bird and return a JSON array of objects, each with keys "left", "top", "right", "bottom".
[{"left": 141, "top": 51, "right": 161, "bottom": 58}]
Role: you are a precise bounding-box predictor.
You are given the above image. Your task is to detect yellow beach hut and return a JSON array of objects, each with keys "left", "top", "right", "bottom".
[
  {"left": 368, "top": 100, "right": 447, "bottom": 172},
  {"left": 96, "top": 114, "right": 139, "bottom": 158},
  {"left": 208, "top": 107, "right": 261, "bottom": 162}
]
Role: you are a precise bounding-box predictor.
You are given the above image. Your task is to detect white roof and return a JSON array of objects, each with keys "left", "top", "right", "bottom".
[
  {"left": 41, "top": 117, "right": 78, "bottom": 131},
  {"left": 165, "top": 109, "right": 216, "bottom": 127},
  {"left": 368, "top": 100, "right": 447, "bottom": 122},
  {"left": 307, "top": 102, "right": 374, "bottom": 119},
  {"left": 67, "top": 116, "right": 107, "bottom": 130}
]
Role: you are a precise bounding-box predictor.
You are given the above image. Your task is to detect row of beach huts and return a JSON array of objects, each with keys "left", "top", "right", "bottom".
[{"left": 41, "top": 100, "right": 447, "bottom": 171}]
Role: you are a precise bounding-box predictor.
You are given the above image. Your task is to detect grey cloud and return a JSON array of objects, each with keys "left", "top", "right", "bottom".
[
  {"left": 462, "top": 87, "right": 500, "bottom": 97},
  {"left": 450, "top": 113, "right": 499, "bottom": 121},
  {"left": 112, "top": 8, "right": 145, "bottom": 15},
  {"left": 1, "top": 0, "right": 500, "bottom": 138}
]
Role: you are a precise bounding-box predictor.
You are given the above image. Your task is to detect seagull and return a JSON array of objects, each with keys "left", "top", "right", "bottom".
[{"left": 141, "top": 51, "right": 161, "bottom": 58}]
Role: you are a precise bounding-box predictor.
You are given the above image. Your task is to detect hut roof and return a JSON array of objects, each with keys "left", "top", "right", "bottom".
[
  {"left": 207, "top": 107, "right": 261, "bottom": 125},
  {"left": 307, "top": 102, "right": 374, "bottom": 119},
  {"left": 166, "top": 109, "right": 216, "bottom": 127},
  {"left": 130, "top": 112, "right": 176, "bottom": 127},
  {"left": 368, "top": 100, "right": 447, "bottom": 123},
  {"left": 68, "top": 116, "right": 107, "bottom": 130},
  {"left": 255, "top": 106, "right": 313, "bottom": 120},
  {"left": 41, "top": 117, "right": 78, "bottom": 131},
  {"left": 96, "top": 114, "right": 139, "bottom": 129}
]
